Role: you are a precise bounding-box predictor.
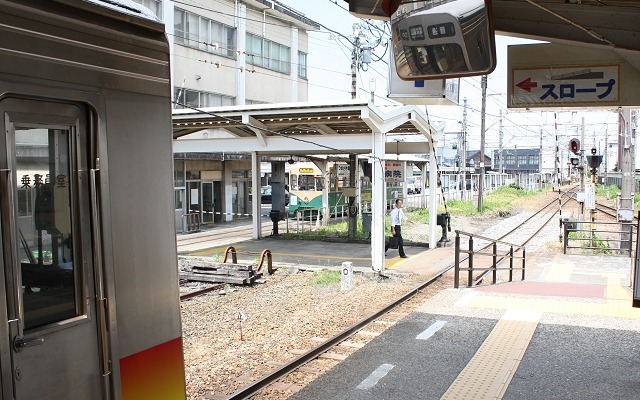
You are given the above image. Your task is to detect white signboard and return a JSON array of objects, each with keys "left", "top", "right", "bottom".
[
  {"left": 385, "top": 161, "right": 404, "bottom": 183},
  {"left": 388, "top": 46, "right": 459, "bottom": 106},
  {"left": 584, "top": 183, "right": 595, "bottom": 210},
  {"left": 336, "top": 164, "right": 350, "bottom": 178},
  {"left": 511, "top": 65, "right": 619, "bottom": 107}
]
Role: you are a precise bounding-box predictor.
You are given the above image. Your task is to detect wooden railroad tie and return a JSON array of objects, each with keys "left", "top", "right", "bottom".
[
  {"left": 179, "top": 258, "right": 262, "bottom": 285},
  {"left": 179, "top": 246, "right": 277, "bottom": 285}
]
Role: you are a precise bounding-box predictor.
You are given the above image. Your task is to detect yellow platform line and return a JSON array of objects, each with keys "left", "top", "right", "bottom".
[
  {"left": 544, "top": 262, "right": 574, "bottom": 282},
  {"left": 441, "top": 310, "right": 541, "bottom": 400},
  {"left": 192, "top": 245, "right": 246, "bottom": 257},
  {"left": 385, "top": 255, "right": 411, "bottom": 270},
  {"left": 274, "top": 252, "right": 370, "bottom": 261}
]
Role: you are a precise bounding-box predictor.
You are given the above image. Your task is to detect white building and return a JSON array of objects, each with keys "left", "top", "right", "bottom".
[{"left": 133, "top": 0, "right": 320, "bottom": 231}]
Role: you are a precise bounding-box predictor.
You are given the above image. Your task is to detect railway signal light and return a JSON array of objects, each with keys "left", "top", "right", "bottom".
[
  {"left": 570, "top": 157, "right": 579, "bottom": 166},
  {"left": 569, "top": 138, "right": 580, "bottom": 155},
  {"left": 587, "top": 155, "right": 603, "bottom": 170}
]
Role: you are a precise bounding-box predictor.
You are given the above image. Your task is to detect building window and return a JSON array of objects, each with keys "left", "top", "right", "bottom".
[
  {"left": 174, "top": 8, "right": 236, "bottom": 58},
  {"left": 174, "top": 88, "right": 235, "bottom": 108},
  {"left": 174, "top": 159, "right": 185, "bottom": 187},
  {"left": 528, "top": 155, "right": 539, "bottom": 165},
  {"left": 132, "top": 0, "right": 162, "bottom": 19},
  {"left": 517, "top": 155, "right": 527, "bottom": 166},
  {"left": 246, "top": 33, "right": 291, "bottom": 74},
  {"left": 504, "top": 154, "right": 515, "bottom": 165},
  {"left": 298, "top": 52, "right": 307, "bottom": 79}
]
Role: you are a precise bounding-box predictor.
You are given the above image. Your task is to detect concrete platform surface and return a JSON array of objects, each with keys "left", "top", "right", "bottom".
[{"left": 288, "top": 252, "right": 640, "bottom": 400}]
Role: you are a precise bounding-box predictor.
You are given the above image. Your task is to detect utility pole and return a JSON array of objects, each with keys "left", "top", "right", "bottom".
[
  {"left": 554, "top": 112, "right": 559, "bottom": 191},
  {"left": 351, "top": 23, "right": 360, "bottom": 100},
  {"left": 604, "top": 125, "right": 609, "bottom": 185},
  {"left": 580, "top": 119, "right": 586, "bottom": 220},
  {"left": 462, "top": 98, "right": 468, "bottom": 200},
  {"left": 539, "top": 128, "right": 543, "bottom": 189},
  {"left": 478, "top": 76, "right": 487, "bottom": 212},
  {"left": 620, "top": 107, "right": 634, "bottom": 252},
  {"left": 499, "top": 110, "right": 504, "bottom": 175}
]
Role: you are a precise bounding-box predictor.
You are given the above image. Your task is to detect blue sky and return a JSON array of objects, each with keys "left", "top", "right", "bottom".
[{"left": 277, "top": 0, "right": 619, "bottom": 158}]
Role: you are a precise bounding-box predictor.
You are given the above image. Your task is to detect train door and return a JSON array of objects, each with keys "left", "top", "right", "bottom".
[{"left": 0, "top": 99, "right": 103, "bottom": 399}]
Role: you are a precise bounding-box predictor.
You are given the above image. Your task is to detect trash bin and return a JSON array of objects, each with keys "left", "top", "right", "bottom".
[{"left": 362, "top": 212, "right": 372, "bottom": 233}]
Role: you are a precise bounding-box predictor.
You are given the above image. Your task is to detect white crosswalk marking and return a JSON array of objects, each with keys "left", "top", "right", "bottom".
[{"left": 356, "top": 363, "right": 395, "bottom": 390}]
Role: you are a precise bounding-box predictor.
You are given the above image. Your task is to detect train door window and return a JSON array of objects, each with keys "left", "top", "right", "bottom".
[
  {"left": 15, "top": 126, "right": 78, "bottom": 329},
  {"left": 1, "top": 98, "right": 101, "bottom": 399}
]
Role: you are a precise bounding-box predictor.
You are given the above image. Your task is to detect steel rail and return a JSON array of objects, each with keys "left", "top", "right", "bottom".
[
  {"left": 180, "top": 284, "right": 224, "bottom": 301},
  {"left": 224, "top": 264, "right": 454, "bottom": 400}
]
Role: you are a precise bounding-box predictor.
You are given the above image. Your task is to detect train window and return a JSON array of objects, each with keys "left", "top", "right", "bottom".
[
  {"left": 15, "top": 126, "right": 79, "bottom": 330},
  {"left": 299, "top": 174, "right": 314, "bottom": 191}
]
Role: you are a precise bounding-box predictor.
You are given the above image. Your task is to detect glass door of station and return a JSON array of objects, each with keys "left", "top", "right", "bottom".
[
  {"left": 201, "top": 182, "right": 214, "bottom": 225},
  {"left": 186, "top": 181, "right": 214, "bottom": 225}
]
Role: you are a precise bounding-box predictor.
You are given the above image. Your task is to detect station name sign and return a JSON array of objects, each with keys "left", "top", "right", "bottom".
[{"left": 511, "top": 65, "right": 620, "bottom": 108}]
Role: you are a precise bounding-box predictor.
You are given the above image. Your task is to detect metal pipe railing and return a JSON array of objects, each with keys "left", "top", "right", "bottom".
[{"left": 454, "top": 231, "right": 525, "bottom": 288}]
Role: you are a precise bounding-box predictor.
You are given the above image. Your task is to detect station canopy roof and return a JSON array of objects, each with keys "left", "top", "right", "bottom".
[{"left": 172, "top": 100, "right": 444, "bottom": 156}]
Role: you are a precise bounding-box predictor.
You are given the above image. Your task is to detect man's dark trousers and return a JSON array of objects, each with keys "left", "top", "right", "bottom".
[{"left": 385, "top": 225, "right": 406, "bottom": 257}]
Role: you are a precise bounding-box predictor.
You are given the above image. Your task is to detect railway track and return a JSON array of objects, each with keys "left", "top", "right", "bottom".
[
  {"left": 223, "top": 191, "right": 574, "bottom": 400},
  {"left": 180, "top": 283, "right": 225, "bottom": 301},
  {"left": 564, "top": 190, "right": 638, "bottom": 223}
]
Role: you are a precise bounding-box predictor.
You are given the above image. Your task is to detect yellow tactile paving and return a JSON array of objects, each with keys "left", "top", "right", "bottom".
[
  {"left": 543, "top": 262, "right": 574, "bottom": 282},
  {"left": 604, "top": 273, "right": 632, "bottom": 301},
  {"left": 466, "top": 294, "right": 640, "bottom": 319},
  {"left": 441, "top": 310, "right": 541, "bottom": 400}
]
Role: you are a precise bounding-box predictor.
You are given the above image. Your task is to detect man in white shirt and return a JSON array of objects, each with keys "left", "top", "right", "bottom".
[{"left": 385, "top": 198, "right": 408, "bottom": 258}]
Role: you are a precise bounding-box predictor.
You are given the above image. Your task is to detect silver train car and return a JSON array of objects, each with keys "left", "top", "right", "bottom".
[{"left": 0, "top": 1, "right": 185, "bottom": 399}]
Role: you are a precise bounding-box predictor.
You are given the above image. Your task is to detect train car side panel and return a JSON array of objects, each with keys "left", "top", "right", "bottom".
[{"left": 0, "top": 1, "right": 185, "bottom": 399}]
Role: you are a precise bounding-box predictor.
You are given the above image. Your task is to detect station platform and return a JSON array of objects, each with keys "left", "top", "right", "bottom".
[
  {"left": 178, "top": 230, "right": 445, "bottom": 274},
  {"left": 286, "top": 251, "right": 640, "bottom": 400}
]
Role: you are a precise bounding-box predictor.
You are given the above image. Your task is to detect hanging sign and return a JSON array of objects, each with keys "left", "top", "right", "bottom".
[
  {"left": 511, "top": 65, "right": 620, "bottom": 107},
  {"left": 385, "top": 161, "right": 404, "bottom": 183}
]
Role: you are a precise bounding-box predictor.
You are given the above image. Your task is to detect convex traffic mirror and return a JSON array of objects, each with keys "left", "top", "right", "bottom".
[
  {"left": 390, "top": 0, "right": 496, "bottom": 80},
  {"left": 343, "top": 0, "right": 497, "bottom": 79}
]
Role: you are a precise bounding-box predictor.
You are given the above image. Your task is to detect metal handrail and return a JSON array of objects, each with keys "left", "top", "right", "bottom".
[
  {"left": 455, "top": 229, "right": 523, "bottom": 249},
  {"left": 454, "top": 231, "right": 526, "bottom": 289},
  {"left": 563, "top": 220, "right": 635, "bottom": 256}
]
